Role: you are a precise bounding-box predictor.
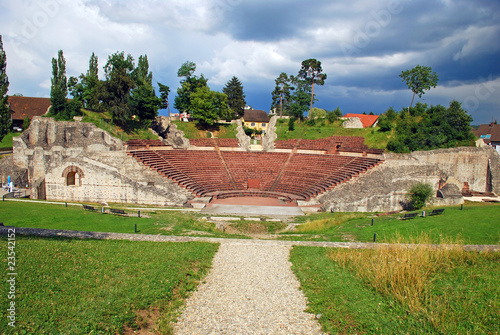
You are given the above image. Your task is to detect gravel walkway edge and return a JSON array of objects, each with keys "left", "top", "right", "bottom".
[{"left": 0, "top": 226, "right": 498, "bottom": 251}]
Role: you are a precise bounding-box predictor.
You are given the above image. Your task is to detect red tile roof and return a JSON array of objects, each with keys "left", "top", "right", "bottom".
[
  {"left": 8, "top": 96, "right": 51, "bottom": 121},
  {"left": 343, "top": 113, "right": 379, "bottom": 128}
]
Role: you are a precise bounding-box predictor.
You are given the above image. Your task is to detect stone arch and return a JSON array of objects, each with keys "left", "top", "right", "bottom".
[{"left": 62, "top": 165, "right": 85, "bottom": 186}]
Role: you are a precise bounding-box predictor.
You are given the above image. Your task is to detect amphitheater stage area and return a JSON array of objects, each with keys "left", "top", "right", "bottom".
[{"left": 201, "top": 196, "right": 305, "bottom": 217}]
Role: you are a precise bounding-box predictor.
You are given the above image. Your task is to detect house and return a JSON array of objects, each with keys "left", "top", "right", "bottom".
[
  {"left": 243, "top": 110, "right": 270, "bottom": 133},
  {"left": 473, "top": 123, "right": 500, "bottom": 153},
  {"left": 8, "top": 96, "right": 51, "bottom": 129},
  {"left": 342, "top": 113, "right": 379, "bottom": 129}
]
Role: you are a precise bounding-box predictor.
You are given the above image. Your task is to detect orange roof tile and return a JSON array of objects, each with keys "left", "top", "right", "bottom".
[{"left": 343, "top": 113, "right": 379, "bottom": 128}]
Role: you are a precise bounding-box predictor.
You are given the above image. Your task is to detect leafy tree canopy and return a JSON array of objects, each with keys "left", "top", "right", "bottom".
[
  {"left": 271, "top": 72, "right": 294, "bottom": 117},
  {"left": 298, "top": 58, "right": 327, "bottom": 115},
  {"left": 399, "top": 65, "right": 439, "bottom": 109},
  {"left": 386, "top": 101, "right": 474, "bottom": 153},
  {"left": 189, "top": 86, "right": 229, "bottom": 126}
]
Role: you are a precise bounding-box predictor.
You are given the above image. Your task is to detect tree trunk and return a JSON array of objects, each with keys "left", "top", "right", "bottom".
[
  {"left": 309, "top": 81, "right": 315, "bottom": 118},
  {"left": 409, "top": 92, "right": 416, "bottom": 112}
]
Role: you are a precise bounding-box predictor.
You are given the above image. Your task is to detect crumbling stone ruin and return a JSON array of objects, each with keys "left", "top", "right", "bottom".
[{"left": 5, "top": 116, "right": 499, "bottom": 211}]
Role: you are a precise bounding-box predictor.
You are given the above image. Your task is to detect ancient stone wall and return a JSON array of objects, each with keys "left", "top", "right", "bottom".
[
  {"left": 319, "top": 146, "right": 499, "bottom": 212},
  {"left": 262, "top": 116, "right": 277, "bottom": 152},
  {"left": 14, "top": 117, "right": 192, "bottom": 206},
  {"left": 44, "top": 152, "right": 192, "bottom": 206}
]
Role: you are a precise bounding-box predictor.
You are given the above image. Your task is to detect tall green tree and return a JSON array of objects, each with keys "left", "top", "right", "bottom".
[
  {"left": 271, "top": 72, "right": 294, "bottom": 117},
  {"left": 174, "top": 61, "right": 208, "bottom": 114},
  {"left": 288, "top": 75, "right": 312, "bottom": 120},
  {"left": 399, "top": 65, "right": 439, "bottom": 110},
  {"left": 101, "top": 51, "right": 135, "bottom": 125},
  {"left": 0, "top": 35, "right": 11, "bottom": 141},
  {"left": 158, "top": 82, "right": 170, "bottom": 112},
  {"left": 298, "top": 58, "right": 327, "bottom": 116},
  {"left": 223, "top": 76, "right": 246, "bottom": 119},
  {"left": 189, "top": 86, "right": 229, "bottom": 127},
  {"left": 49, "top": 50, "right": 68, "bottom": 118},
  {"left": 129, "top": 55, "right": 161, "bottom": 126},
  {"left": 82, "top": 52, "right": 100, "bottom": 111}
]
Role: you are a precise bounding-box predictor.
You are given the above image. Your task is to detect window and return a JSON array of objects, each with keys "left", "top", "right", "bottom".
[
  {"left": 485, "top": 134, "right": 491, "bottom": 139},
  {"left": 480, "top": 135, "right": 485, "bottom": 138},
  {"left": 62, "top": 166, "right": 84, "bottom": 187},
  {"left": 262, "top": 123, "right": 267, "bottom": 127},
  {"left": 67, "top": 172, "right": 77, "bottom": 186},
  {"left": 251, "top": 123, "right": 256, "bottom": 127}
]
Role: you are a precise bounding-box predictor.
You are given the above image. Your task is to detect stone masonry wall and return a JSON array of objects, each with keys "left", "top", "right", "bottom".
[{"left": 319, "top": 146, "right": 499, "bottom": 212}]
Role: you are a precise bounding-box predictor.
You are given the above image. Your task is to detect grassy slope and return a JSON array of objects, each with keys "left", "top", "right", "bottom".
[
  {"left": 0, "top": 132, "right": 21, "bottom": 149},
  {"left": 284, "top": 202, "right": 500, "bottom": 245},
  {"left": 172, "top": 121, "right": 237, "bottom": 139},
  {"left": 0, "top": 236, "right": 218, "bottom": 334},
  {"left": 0, "top": 201, "right": 247, "bottom": 239},
  {"left": 275, "top": 119, "right": 392, "bottom": 149},
  {"left": 81, "top": 109, "right": 158, "bottom": 141},
  {"left": 291, "top": 245, "right": 500, "bottom": 334}
]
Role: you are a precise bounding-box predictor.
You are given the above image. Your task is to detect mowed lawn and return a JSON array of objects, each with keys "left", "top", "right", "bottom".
[
  {"left": 291, "top": 245, "right": 500, "bottom": 334},
  {"left": 0, "top": 236, "right": 218, "bottom": 334},
  {"left": 287, "top": 202, "right": 500, "bottom": 245},
  {"left": 0, "top": 200, "right": 245, "bottom": 238}
]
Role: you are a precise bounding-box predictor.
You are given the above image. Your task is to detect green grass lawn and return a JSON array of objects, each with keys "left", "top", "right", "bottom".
[
  {"left": 275, "top": 119, "right": 392, "bottom": 149},
  {"left": 0, "top": 200, "right": 247, "bottom": 239},
  {"left": 0, "top": 132, "right": 21, "bottom": 149},
  {"left": 0, "top": 236, "right": 218, "bottom": 334},
  {"left": 291, "top": 245, "right": 500, "bottom": 334},
  {"left": 284, "top": 202, "right": 500, "bottom": 245}
]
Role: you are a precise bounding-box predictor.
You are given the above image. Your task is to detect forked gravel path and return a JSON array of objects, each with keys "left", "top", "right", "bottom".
[{"left": 173, "top": 240, "right": 324, "bottom": 335}]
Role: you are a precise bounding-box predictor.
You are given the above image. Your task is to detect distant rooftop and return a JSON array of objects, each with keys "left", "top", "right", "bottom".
[{"left": 343, "top": 113, "right": 379, "bottom": 128}]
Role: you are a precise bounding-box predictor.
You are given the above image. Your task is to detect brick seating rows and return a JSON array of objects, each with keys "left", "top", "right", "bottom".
[
  {"left": 189, "top": 138, "right": 240, "bottom": 148},
  {"left": 274, "top": 154, "right": 382, "bottom": 199},
  {"left": 126, "top": 139, "right": 166, "bottom": 150},
  {"left": 189, "top": 138, "right": 216, "bottom": 147},
  {"left": 128, "top": 150, "right": 234, "bottom": 196},
  {"left": 221, "top": 151, "right": 289, "bottom": 191},
  {"left": 129, "top": 149, "right": 382, "bottom": 200}
]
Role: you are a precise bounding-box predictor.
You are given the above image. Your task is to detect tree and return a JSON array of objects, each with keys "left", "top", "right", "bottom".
[
  {"left": 177, "top": 61, "right": 196, "bottom": 79},
  {"left": 0, "top": 35, "right": 11, "bottom": 141},
  {"left": 406, "top": 182, "right": 433, "bottom": 210},
  {"left": 223, "top": 76, "right": 246, "bottom": 119},
  {"left": 399, "top": 65, "right": 439, "bottom": 110},
  {"left": 158, "top": 82, "right": 170, "bottom": 112},
  {"left": 288, "top": 75, "right": 311, "bottom": 120},
  {"left": 309, "top": 107, "right": 326, "bottom": 119},
  {"left": 298, "top": 59, "right": 327, "bottom": 116},
  {"left": 174, "top": 61, "right": 208, "bottom": 114},
  {"left": 189, "top": 86, "right": 229, "bottom": 127},
  {"left": 129, "top": 55, "right": 161, "bottom": 126},
  {"left": 82, "top": 52, "right": 100, "bottom": 111},
  {"left": 271, "top": 72, "right": 294, "bottom": 117},
  {"left": 101, "top": 52, "right": 135, "bottom": 125},
  {"left": 49, "top": 50, "right": 68, "bottom": 118}
]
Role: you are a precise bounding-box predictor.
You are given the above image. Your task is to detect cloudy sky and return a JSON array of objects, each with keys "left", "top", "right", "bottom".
[{"left": 1, "top": 0, "right": 499, "bottom": 124}]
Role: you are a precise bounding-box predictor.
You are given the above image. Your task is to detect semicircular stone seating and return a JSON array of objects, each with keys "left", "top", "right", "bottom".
[{"left": 127, "top": 136, "right": 383, "bottom": 201}]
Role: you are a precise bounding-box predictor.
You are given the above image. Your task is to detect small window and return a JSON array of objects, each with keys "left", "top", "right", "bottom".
[
  {"left": 480, "top": 135, "right": 486, "bottom": 138},
  {"left": 262, "top": 123, "right": 267, "bottom": 127},
  {"left": 67, "top": 172, "right": 77, "bottom": 186},
  {"left": 251, "top": 123, "right": 256, "bottom": 127},
  {"left": 485, "top": 134, "right": 491, "bottom": 139}
]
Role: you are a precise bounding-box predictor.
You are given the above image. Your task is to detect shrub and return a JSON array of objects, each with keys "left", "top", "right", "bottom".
[
  {"left": 288, "top": 117, "right": 295, "bottom": 131},
  {"left": 406, "top": 182, "right": 433, "bottom": 210}
]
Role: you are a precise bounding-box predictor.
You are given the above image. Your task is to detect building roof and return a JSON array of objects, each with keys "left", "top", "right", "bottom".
[
  {"left": 243, "top": 110, "right": 270, "bottom": 123},
  {"left": 472, "top": 123, "right": 500, "bottom": 144},
  {"left": 8, "top": 96, "right": 51, "bottom": 120},
  {"left": 343, "top": 113, "right": 379, "bottom": 128}
]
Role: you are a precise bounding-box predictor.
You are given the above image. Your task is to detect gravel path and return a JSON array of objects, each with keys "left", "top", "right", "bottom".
[{"left": 173, "top": 240, "right": 324, "bottom": 334}]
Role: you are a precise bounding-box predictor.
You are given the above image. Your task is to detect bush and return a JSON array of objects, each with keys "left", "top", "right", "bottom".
[
  {"left": 288, "top": 117, "right": 295, "bottom": 131},
  {"left": 406, "top": 182, "right": 433, "bottom": 210}
]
